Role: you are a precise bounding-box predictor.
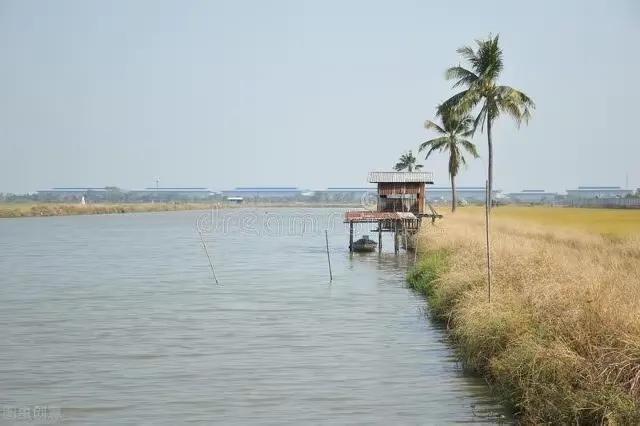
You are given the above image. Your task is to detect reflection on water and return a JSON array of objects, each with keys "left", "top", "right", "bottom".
[{"left": 0, "top": 208, "right": 510, "bottom": 424}]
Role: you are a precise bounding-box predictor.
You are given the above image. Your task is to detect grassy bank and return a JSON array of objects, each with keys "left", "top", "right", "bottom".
[
  {"left": 408, "top": 208, "right": 640, "bottom": 423},
  {"left": 0, "top": 202, "right": 213, "bottom": 218}
]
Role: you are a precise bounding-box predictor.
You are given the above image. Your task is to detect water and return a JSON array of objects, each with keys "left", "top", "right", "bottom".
[{"left": 0, "top": 208, "right": 509, "bottom": 424}]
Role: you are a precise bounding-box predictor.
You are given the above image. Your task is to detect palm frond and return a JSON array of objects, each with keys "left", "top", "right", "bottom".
[
  {"left": 439, "top": 89, "right": 481, "bottom": 118},
  {"left": 475, "top": 34, "right": 503, "bottom": 80},
  {"left": 459, "top": 139, "right": 480, "bottom": 158},
  {"left": 460, "top": 116, "right": 475, "bottom": 130},
  {"left": 393, "top": 150, "right": 422, "bottom": 172},
  {"left": 445, "top": 66, "right": 479, "bottom": 89},
  {"left": 424, "top": 120, "right": 446, "bottom": 134},
  {"left": 419, "top": 137, "right": 448, "bottom": 159},
  {"left": 456, "top": 45, "right": 480, "bottom": 69},
  {"left": 496, "top": 85, "right": 535, "bottom": 127}
]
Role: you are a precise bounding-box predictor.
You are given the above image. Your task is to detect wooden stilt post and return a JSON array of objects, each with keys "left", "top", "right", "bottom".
[
  {"left": 378, "top": 220, "right": 382, "bottom": 252},
  {"left": 349, "top": 221, "right": 354, "bottom": 252},
  {"left": 403, "top": 219, "right": 408, "bottom": 251},
  {"left": 394, "top": 221, "right": 399, "bottom": 254}
]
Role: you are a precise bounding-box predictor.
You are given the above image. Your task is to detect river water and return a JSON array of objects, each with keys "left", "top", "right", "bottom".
[{"left": 0, "top": 208, "right": 509, "bottom": 424}]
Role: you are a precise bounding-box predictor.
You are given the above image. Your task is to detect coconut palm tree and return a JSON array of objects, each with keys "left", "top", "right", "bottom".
[
  {"left": 419, "top": 109, "right": 479, "bottom": 212},
  {"left": 393, "top": 150, "right": 423, "bottom": 172},
  {"left": 441, "top": 34, "right": 534, "bottom": 211}
]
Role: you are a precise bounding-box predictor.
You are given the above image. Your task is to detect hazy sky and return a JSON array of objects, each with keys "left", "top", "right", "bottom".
[{"left": 1, "top": 0, "right": 639, "bottom": 194}]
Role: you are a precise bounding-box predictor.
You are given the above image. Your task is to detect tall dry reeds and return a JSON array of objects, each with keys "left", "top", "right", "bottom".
[{"left": 408, "top": 211, "right": 640, "bottom": 423}]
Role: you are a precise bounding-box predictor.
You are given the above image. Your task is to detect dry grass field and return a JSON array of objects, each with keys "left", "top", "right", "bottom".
[
  {"left": 466, "top": 205, "right": 640, "bottom": 236},
  {"left": 409, "top": 207, "right": 640, "bottom": 423}
]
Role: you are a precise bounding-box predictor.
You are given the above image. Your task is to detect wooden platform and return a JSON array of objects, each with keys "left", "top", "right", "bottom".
[
  {"left": 344, "top": 211, "right": 417, "bottom": 222},
  {"left": 344, "top": 210, "right": 425, "bottom": 253}
]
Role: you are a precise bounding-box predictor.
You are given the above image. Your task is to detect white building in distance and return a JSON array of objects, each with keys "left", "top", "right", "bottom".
[
  {"left": 426, "top": 186, "right": 501, "bottom": 203},
  {"left": 506, "top": 189, "right": 558, "bottom": 203},
  {"left": 566, "top": 186, "right": 633, "bottom": 199}
]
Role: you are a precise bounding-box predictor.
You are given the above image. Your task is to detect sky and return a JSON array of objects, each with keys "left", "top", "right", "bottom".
[{"left": 1, "top": 0, "right": 639, "bottom": 194}]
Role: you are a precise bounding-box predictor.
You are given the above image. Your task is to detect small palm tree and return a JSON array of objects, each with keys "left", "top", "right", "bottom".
[
  {"left": 419, "top": 109, "right": 479, "bottom": 212},
  {"left": 394, "top": 150, "right": 423, "bottom": 172},
  {"left": 441, "top": 34, "right": 534, "bottom": 211}
]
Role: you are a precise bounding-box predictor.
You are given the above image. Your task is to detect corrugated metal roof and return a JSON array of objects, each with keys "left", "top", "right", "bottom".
[
  {"left": 344, "top": 211, "right": 417, "bottom": 222},
  {"left": 430, "top": 187, "right": 502, "bottom": 193},
  {"left": 143, "top": 187, "right": 208, "bottom": 190},
  {"left": 507, "top": 192, "right": 558, "bottom": 196},
  {"left": 430, "top": 186, "right": 486, "bottom": 190},
  {"left": 41, "top": 188, "right": 107, "bottom": 192},
  {"left": 234, "top": 187, "right": 299, "bottom": 190},
  {"left": 574, "top": 186, "right": 622, "bottom": 190},
  {"left": 367, "top": 171, "right": 433, "bottom": 183},
  {"left": 325, "top": 187, "right": 376, "bottom": 191},
  {"left": 223, "top": 188, "right": 300, "bottom": 192}
]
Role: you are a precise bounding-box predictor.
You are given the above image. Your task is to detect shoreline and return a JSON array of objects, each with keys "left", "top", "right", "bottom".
[
  {"left": 406, "top": 210, "right": 640, "bottom": 423},
  {"left": 0, "top": 202, "right": 360, "bottom": 219}
]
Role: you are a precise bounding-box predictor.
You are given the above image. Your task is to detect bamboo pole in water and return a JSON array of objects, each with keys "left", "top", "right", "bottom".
[
  {"left": 198, "top": 230, "right": 219, "bottom": 284},
  {"left": 325, "top": 230, "right": 333, "bottom": 282}
]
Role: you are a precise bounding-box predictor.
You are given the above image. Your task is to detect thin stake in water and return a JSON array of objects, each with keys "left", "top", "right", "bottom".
[
  {"left": 198, "top": 230, "right": 219, "bottom": 284},
  {"left": 325, "top": 229, "right": 333, "bottom": 282}
]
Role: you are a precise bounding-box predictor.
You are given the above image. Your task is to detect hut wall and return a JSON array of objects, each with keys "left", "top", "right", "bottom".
[{"left": 376, "top": 182, "right": 425, "bottom": 214}]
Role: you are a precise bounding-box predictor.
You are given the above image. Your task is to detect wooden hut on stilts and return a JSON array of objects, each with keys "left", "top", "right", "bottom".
[{"left": 344, "top": 171, "right": 441, "bottom": 253}]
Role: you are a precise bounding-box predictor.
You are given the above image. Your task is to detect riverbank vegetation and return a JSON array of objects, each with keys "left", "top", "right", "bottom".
[
  {"left": 0, "top": 202, "right": 213, "bottom": 218},
  {"left": 408, "top": 208, "right": 640, "bottom": 423}
]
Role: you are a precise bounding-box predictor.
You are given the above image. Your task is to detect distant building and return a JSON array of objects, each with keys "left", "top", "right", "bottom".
[
  {"left": 426, "top": 186, "right": 501, "bottom": 203},
  {"left": 507, "top": 189, "right": 558, "bottom": 203},
  {"left": 317, "top": 187, "right": 376, "bottom": 202},
  {"left": 566, "top": 186, "right": 632, "bottom": 199},
  {"left": 225, "top": 196, "right": 244, "bottom": 204},
  {"left": 37, "top": 186, "right": 213, "bottom": 202},
  {"left": 128, "top": 187, "right": 212, "bottom": 201},
  {"left": 325, "top": 187, "right": 376, "bottom": 195},
  {"left": 37, "top": 187, "right": 109, "bottom": 202},
  {"left": 221, "top": 187, "right": 302, "bottom": 199}
]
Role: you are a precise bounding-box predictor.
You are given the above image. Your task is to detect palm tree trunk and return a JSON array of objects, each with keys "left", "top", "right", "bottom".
[
  {"left": 451, "top": 173, "right": 457, "bottom": 213},
  {"left": 487, "top": 118, "right": 494, "bottom": 213}
]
